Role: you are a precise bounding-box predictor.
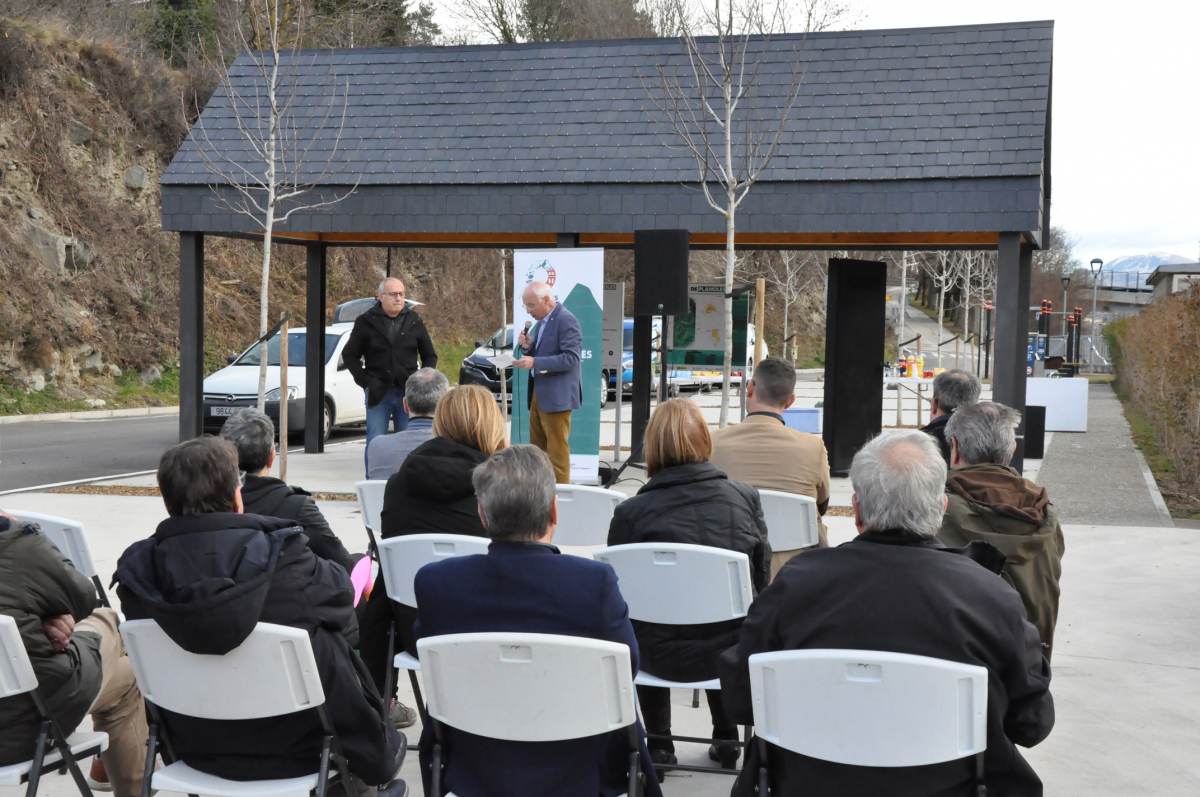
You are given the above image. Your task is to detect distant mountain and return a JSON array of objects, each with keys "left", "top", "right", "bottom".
[{"left": 1102, "top": 252, "right": 1194, "bottom": 273}]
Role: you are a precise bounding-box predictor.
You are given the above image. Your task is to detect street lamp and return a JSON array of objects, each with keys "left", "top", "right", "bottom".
[
  {"left": 1060, "top": 276, "right": 1071, "bottom": 336},
  {"left": 1089, "top": 258, "right": 1104, "bottom": 373}
]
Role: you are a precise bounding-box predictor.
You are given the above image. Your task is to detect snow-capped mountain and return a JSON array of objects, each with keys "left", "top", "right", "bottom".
[{"left": 1102, "top": 251, "right": 1194, "bottom": 273}]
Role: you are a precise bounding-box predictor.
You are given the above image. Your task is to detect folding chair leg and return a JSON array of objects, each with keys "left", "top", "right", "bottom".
[
  {"left": 407, "top": 669, "right": 427, "bottom": 724},
  {"left": 975, "top": 750, "right": 987, "bottom": 797},
  {"left": 47, "top": 723, "right": 94, "bottom": 797},
  {"left": 316, "top": 737, "right": 332, "bottom": 797},
  {"left": 430, "top": 743, "right": 443, "bottom": 797},
  {"left": 383, "top": 622, "right": 396, "bottom": 704},
  {"left": 692, "top": 689, "right": 700, "bottom": 708},
  {"left": 757, "top": 735, "right": 770, "bottom": 797},
  {"left": 141, "top": 726, "right": 158, "bottom": 797},
  {"left": 91, "top": 576, "right": 112, "bottom": 609},
  {"left": 25, "top": 722, "right": 49, "bottom": 797},
  {"left": 627, "top": 725, "right": 642, "bottom": 797}
]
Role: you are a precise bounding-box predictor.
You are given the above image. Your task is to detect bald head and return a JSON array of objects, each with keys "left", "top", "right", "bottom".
[
  {"left": 378, "top": 277, "right": 406, "bottom": 317},
  {"left": 522, "top": 281, "right": 556, "bottom": 320}
]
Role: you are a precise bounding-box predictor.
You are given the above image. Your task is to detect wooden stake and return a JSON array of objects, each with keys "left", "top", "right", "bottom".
[
  {"left": 279, "top": 312, "right": 288, "bottom": 481},
  {"left": 754, "top": 278, "right": 766, "bottom": 368}
]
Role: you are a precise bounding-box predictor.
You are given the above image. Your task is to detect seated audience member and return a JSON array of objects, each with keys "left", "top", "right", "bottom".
[
  {"left": 366, "top": 368, "right": 449, "bottom": 480},
  {"left": 921, "top": 368, "right": 982, "bottom": 464},
  {"left": 608, "top": 398, "right": 770, "bottom": 773},
  {"left": 220, "top": 408, "right": 354, "bottom": 572},
  {"left": 710, "top": 356, "right": 831, "bottom": 576},
  {"left": 114, "top": 437, "right": 405, "bottom": 796},
  {"left": 413, "top": 445, "right": 662, "bottom": 797},
  {"left": 719, "top": 430, "right": 1053, "bottom": 796},
  {"left": 0, "top": 510, "right": 148, "bottom": 797},
  {"left": 359, "top": 384, "right": 507, "bottom": 704},
  {"left": 939, "top": 401, "right": 1065, "bottom": 660}
]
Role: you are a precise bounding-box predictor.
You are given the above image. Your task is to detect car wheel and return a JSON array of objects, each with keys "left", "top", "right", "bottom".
[
  {"left": 322, "top": 400, "right": 333, "bottom": 442},
  {"left": 600, "top": 371, "right": 609, "bottom": 409}
]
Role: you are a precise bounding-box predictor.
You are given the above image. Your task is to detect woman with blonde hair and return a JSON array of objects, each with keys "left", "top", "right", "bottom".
[
  {"left": 362, "top": 385, "right": 508, "bottom": 715},
  {"left": 607, "top": 398, "right": 770, "bottom": 779}
]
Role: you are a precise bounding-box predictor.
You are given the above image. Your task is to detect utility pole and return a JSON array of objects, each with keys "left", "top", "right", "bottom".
[{"left": 1089, "top": 258, "right": 1103, "bottom": 374}]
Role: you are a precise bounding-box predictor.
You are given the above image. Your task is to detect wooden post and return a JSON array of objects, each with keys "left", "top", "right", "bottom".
[
  {"left": 279, "top": 312, "right": 288, "bottom": 481},
  {"left": 955, "top": 334, "right": 961, "bottom": 370},
  {"left": 917, "top": 330, "right": 924, "bottom": 427},
  {"left": 754, "top": 278, "right": 766, "bottom": 367},
  {"left": 499, "top": 249, "right": 509, "bottom": 439}
]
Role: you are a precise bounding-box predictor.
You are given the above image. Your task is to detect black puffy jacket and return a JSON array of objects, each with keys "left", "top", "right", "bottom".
[
  {"left": 606, "top": 462, "right": 770, "bottom": 683},
  {"left": 361, "top": 436, "right": 490, "bottom": 694},
  {"left": 239, "top": 474, "right": 354, "bottom": 572},
  {"left": 114, "top": 513, "right": 403, "bottom": 785},
  {"left": 342, "top": 304, "right": 437, "bottom": 408}
]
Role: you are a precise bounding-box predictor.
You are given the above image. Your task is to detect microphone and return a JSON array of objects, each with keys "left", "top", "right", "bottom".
[{"left": 524, "top": 320, "right": 533, "bottom": 334}]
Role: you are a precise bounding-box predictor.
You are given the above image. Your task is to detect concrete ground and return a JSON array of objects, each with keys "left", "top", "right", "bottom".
[{"left": 3, "top": 380, "right": 1197, "bottom": 797}]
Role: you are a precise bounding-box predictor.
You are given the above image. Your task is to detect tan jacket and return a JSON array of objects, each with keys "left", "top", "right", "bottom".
[{"left": 711, "top": 413, "right": 832, "bottom": 572}]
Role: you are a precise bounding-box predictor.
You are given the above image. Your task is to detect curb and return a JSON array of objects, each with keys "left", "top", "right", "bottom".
[
  {"left": 0, "top": 406, "right": 179, "bottom": 425},
  {"left": 1132, "top": 447, "right": 1175, "bottom": 528}
]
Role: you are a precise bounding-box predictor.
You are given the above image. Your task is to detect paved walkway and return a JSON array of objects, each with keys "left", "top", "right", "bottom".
[{"left": 1036, "top": 383, "right": 1172, "bottom": 527}]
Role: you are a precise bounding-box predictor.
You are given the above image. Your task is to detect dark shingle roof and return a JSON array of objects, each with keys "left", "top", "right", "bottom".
[{"left": 161, "top": 20, "right": 1053, "bottom": 187}]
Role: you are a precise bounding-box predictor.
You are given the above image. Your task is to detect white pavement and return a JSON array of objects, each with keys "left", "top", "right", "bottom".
[{"left": 2, "top": 380, "right": 1196, "bottom": 797}]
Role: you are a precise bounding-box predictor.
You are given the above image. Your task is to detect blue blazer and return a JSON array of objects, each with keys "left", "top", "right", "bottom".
[
  {"left": 413, "top": 542, "right": 663, "bottom": 797},
  {"left": 522, "top": 303, "right": 583, "bottom": 413}
]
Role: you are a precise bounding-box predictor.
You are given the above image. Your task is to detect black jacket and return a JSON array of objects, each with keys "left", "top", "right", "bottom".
[
  {"left": 360, "top": 436, "right": 490, "bottom": 693},
  {"left": 719, "top": 529, "right": 1054, "bottom": 797},
  {"left": 239, "top": 474, "right": 354, "bottom": 572},
  {"left": 114, "top": 513, "right": 403, "bottom": 785},
  {"left": 342, "top": 303, "right": 437, "bottom": 408},
  {"left": 606, "top": 462, "right": 771, "bottom": 683},
  {"left": 922, "top": 412, "right": 953, "bottom": 465}
]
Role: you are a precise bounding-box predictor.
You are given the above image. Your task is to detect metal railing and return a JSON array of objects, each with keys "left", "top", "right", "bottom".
[{"left": 1096, "top": 271, "right": 1153, "bottom": 292}]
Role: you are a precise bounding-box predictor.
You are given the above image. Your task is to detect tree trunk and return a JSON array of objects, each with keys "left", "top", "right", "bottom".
[
  {"left": 937, "top": 283, "right": 946, "bottom": 370},
  {"left": 782, "top": 301, "right": 790, "bottom": 363}
]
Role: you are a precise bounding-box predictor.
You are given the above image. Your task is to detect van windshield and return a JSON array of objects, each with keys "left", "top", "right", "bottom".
[{"left": 234, "top": 332, "right": 341, "bottom": 366}]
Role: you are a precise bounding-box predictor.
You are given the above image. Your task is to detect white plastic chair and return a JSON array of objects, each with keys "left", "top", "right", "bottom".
[
  {"left": 375, "top": 534, "right": 491, "bottom": 715},
  {"left": 354, "top": 480, "right": 388, "bottom": 560},
  {"left": 757, "top": 490, "right": 820, "bottom": 552},
  {"left": 592, "top": 542, "right": 755, "bottom": 775},
  {"left": 747, "top": 649, "right": 989, "bottom": 795},
  {"left": 417, "top": 632, "right": 642, "bottom": 797},
  {"left": 120, "top": 620, "right": 385, "bottom": 797},
  {"left": 4, "top": 510, "right": 111, "bottom": 608},
  {"left": 0, "top": 614, "right": 109, "bottom": 797},
  {"left": 552, "top": 485, "right": 624, "bottom": 546}
]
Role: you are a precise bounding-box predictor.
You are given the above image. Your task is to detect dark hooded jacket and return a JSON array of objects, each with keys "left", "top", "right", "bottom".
[
  {"left": 239, "top": 473, "right": 354, "bottom": 572},
  {"left": 720, "top": 529, "right": 1054, "bottom": 797},
  {"left": 359, "top": 436, "right": 489, "bottom": 694},
  {"left": 342, "top": 303, "right": 437, "bottom": 408},
  {"left": 0, "top": 516, "right": 102, "bottom": 766},
  {"left": 939, "top": 464, "right": 1066, "bottom": 658},
  {"left": 921, "top": 412, "right": 953, "bottom": 465},
  {"left": 114, "top": 512, "right": 403, "bottom": 784},
  {"left": 605, "top": 462, "right": 771, "bottom": 683}
]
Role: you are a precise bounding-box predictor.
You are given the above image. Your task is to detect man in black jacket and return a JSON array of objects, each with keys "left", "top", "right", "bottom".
[
  {"left": 719, "top": 430, "right": 1054, "bottom": 797},
  {"left": 920, "top": 368, "right": 982, "bottom": 465},
  {"left": 220, "top": 408, "right": 356, "bottom": 572},
  {"left": 114, "top": 437, "right": 406, "bottom": 796},
  {"left": 342, "top": 278, "right": 438, "bottom": 470}
]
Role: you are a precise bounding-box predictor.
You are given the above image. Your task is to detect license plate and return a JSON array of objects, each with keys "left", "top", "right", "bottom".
[{"left": 211, "top": 406, "right": 237, "bottom": 417}]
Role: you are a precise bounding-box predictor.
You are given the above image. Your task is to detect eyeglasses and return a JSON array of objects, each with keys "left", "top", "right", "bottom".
[{"left": 383, "top": 292, "right": 406, "bottom": 299}]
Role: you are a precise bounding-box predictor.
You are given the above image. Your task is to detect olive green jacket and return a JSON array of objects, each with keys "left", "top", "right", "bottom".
[
  {"left": 0, "top": 517, "right": 102, "bottom": 765},
  {"left": 937, "top": 464, "right": 1065, "bottom": 660}
]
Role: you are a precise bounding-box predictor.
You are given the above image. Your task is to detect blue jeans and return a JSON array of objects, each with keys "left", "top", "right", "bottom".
[{"left": 365, "top": 387, "right": 409, "bottom": 473}]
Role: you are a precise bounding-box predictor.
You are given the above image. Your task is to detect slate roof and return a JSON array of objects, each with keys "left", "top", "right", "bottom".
[{"left": 162, "top": 20, "right": 1053, "bottom": 188}]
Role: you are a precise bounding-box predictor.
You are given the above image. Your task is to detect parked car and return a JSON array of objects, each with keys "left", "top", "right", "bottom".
[
  {"left": 202, "top": 323, "right": 366, "bottom": 440},
  {"left": 332, "top": 297, "right": 422, "bottom": 324},
  {"left": 459, "top": 325, "right": 613, "bottom": 409}
]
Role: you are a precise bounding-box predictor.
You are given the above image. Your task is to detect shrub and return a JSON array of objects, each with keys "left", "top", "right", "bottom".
[
  {"left": 1108, "top": 287, "right": 1200, "bottom": 490},
  {"left": 0, "top": 22, "right": 39, "bottom": 98}
]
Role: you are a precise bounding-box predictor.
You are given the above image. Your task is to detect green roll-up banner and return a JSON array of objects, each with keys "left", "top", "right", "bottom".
[{"left": 512, "top": 249, "right": 604, "bottom": 483}]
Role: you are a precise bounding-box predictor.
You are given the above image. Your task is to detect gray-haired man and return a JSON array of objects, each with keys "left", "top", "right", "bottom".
[
  {"left": 921, "top": 368, "right": 982, "bottom": 464},
  {"left": 939, "top": 401, "right": 1065, "bottom": 660},
  {"left": 719, "top": 430, "right": 1053, "bottom": 795},
  {"left": 366, "top": 368, "right": 449, "bottom": 480},
  {"left": 220, "top": 408, "right": 354, "bottom": 572}
]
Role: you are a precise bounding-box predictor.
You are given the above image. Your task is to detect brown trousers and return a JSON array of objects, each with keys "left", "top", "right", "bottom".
[
  {"left": 75, "top": 608, "right": 148, "bottom": 797},
  {"left": 528, "top": 392, "right": 572, "bottom": 484}
]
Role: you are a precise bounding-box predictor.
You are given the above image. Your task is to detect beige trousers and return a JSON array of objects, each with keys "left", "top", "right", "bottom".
[
  {"left": 76, "top": 608, "right": 148, "bottom": 797},
  {"left": 529, "top": 392, "right": 572, "bottom": 484}
]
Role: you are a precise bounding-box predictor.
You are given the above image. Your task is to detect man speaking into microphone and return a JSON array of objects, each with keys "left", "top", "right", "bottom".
[{"left": 514, "top": 281, "right": 582, "bottom": 484}]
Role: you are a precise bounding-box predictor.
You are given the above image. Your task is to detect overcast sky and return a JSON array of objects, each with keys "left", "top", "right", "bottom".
[{"left": 435, "top": 1, "right": 1200, "bottom": 264}]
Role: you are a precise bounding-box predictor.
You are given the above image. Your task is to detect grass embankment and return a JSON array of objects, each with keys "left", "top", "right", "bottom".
[
  {"left": 0, "top": 369, "right": 180, "bottom": 415},
  {"left": 1110, "top": 381, "right": 1200, "bottom": 520}
]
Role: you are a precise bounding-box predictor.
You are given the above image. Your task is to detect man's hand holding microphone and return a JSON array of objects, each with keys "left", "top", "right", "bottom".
[{"left": 514, "top": 320, "right": 535, "bottom": 370}]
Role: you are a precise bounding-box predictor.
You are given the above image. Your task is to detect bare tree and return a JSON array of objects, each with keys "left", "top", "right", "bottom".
[
  {"left": 191, "top": 0, "right": 360, "bottom": 410},
  {"left": 763, "top": 250, "right": 823, "bottom": 362},
  {"left": 450, "top": 0, "right": 656, "bottom": 43},
  {"left": 921, "top": 251, "right": 961, "bottom": 367},
  {"left": 645, "top": 0, "right": 805, "bottom": 427}
]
